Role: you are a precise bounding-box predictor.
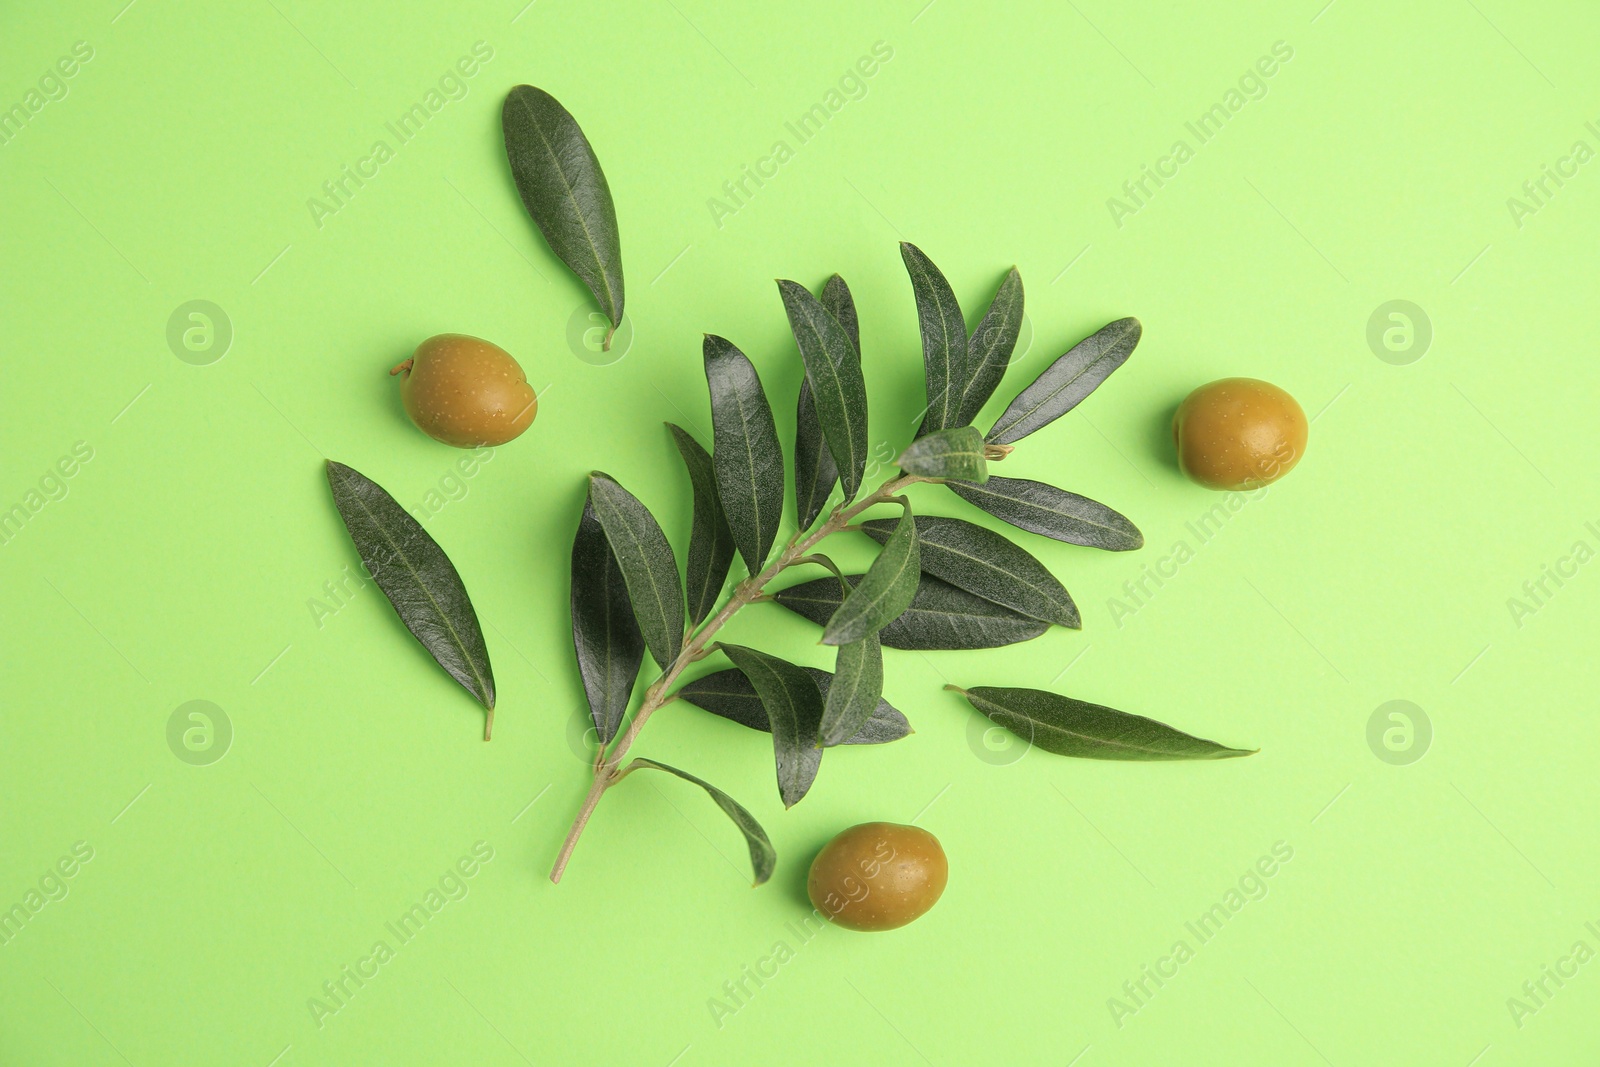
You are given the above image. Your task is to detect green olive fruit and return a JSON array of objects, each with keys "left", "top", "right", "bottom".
[
  {"left": 807, "top": 822, "right": 947, "bottom": 931},
  {"left": 1173, "top": 377, "right": 1306, "bottom": 490},
  {"left": 392, "top": 334, "right": 537, "bottom": 448}
]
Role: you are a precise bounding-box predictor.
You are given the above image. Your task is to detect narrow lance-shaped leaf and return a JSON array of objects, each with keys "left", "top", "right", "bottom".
[
  {"left": 586, "top": 472, "right": 684, "bottom": 667},
  {"left": 807, "top": 556, "right": 885, "bottom": 748},
  {"left": 626, "top": 758, "right": 776, "bottom": 885},
  {"left": 777, "top": 280, "right": 868, "bottom": 500},
  {"left": 667, "top": 423, "right": 735, "bottom": 624},
  {"left": 987, "top": 317, "right": 1141, "bottom": 445},
  {"left": 823, "top": 500, "right": 920, "bottom": 646},
  {"left": 677, "top": 667, "right": 911, "bottom": 745},
  {"left": 901, "top": 242, "right": 968, "bottom": 434},
  {"left": 326, "top": 461, "right": 496, "bottom": 738},
  {"left": 794, "top": 274, "right": 857, "bottom": 530},
  {"left": 705, "top": 335, "right": 784, "bottom": 575},
  {"left": 896, "top": 426, "right": 988, "bottom": 484},
  {"left": 718, "top": 644, "right": 826, "bottom": 808},
  {"left": 502, "top": 86, "right": 625, "bottom": 341},
  {"left": 949, "top": 476, "right": 1142, "bottom": 551},
  {"left": 569, "top": 499, "right": 644, "bottom": 743},
  {"left": 773, "top": 573, "right": 1050, "bottom": 651},
  {"left": 954, "top": 267, "right": 1024, "bottom": 426},
  {"left": 948, "top": 685, "right": 1257, "bottom": 761},
  {"left": 860, "top": 514, "right": 1078, "bottom": 629}
]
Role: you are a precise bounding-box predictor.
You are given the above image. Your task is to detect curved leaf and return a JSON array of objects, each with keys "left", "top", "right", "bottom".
[
  {"left": 627, "top": 758, "right": 775, "bottom": 885},
  {"left": 955, "top": 267, "right": 1024, "bottom": 426},
  {"left": 773, "top": 573, "right": 1049, "bottom": 650},
  {"left": 587, "top": 472, "right": 684, "bottom": 667},
  {"left": 949, "top": 476, "right": 1142, "bottom": 551},
  {"left": 719, "top": 644, "right": 826, "bottom": 808},
  {"left": 794, "top": 275, "right": 857, "bottom": 530},
  {"left": 777, "top": 280, "right": 868, "bottom": 500},
  {"left": 667, "top": 423, "right": 735, "bottom": 623},
  {"left": 901, "top": 242, "right": 968, "bottom": 434},
  {"left": 816, "top": 564, "right": 884, "bottom": 748},
  {"left": 502, "top": 86, "right": 624, "bottom": 335},
  {"left": 704, "top": 335, "right": 784, "bottom": 575},
  {"left": 823, "top": 501, "right": 921, "bottom": 646},
  {"left": 860, "top": 515, "right": 1078, "bottom": 629},
  {"left": 949, "top": 685, "right": 1256, "bottom": 761},
  {"left": 986, "top": 317, "right": 1140, "bottom": 445},
  {"left": 677, "top": 667, "right": 911, "bottom": 745},
  {"left": 569, "top": 499, "right": 644, "bottom": 743},
  {"left": 897, "top": 426, "right": 988, "bottom": 484},
  {"left": 326, "top": 461, "right": 496, "bottom": 737}
]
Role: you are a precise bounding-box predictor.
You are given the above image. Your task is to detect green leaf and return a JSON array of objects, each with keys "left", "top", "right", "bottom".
[
  {"left": 627, "top": 758, "right": 776, "bottom": 885},
  {"left": 814, "top": 562, "right": 884, "bottom": 748},
  {"left": 501, "top": 86, "right": 625, "bottom": 337},
  {"left": 773, "top": 573, "right": 1050, "bottom": 650},
  {"left": 794, "top": 275, "right": 858, "bottom": 530},
  {"left": 986, "top": 317, "right": 1140, "bottom": 445},
  {"left": 860, "top": 515, "right": 1078, "bottom": 628},
  {"left": 667, "top": 423, "right": 736, "bottom": 624},
  {"left": 821, "top": 273, "right": 861, "bottom": 353},
  {"left": 901, "top": 242, "right": 968, "bottom": 434},
  {"left": 326, "top": 461, "right": 495, "bottom": 737},
  {"left": 896, "top": 426, "right": 989, "bottom": 484},
  {"left": 569, "top": 500, "right": 644, "bottom": 743},
  {"left": 823, "top": 501, "right": 920, "bottom": 646},
  {"left": 954, "top": 267, "right": 1024, "bottom": 426},
  {"left": 718, "top": 644, "right": 826, "bottom": 808},
  {"left": 948, "top": 476, "right": 1143, "bottom": 551},
  {"left": 948, "top": 685, "right": 1256, "bottom": 761},
  {"left": 586, "top": 472, "right": 684, "bottom": 668},
  {"left": 704, "top": 335, "right": 784, "bottom": 575},
  {"left": 677, "top": 667, "right": 911, "bottom": 745},
  {"left": 777, "top": 280, "right": 868, "bottom": 501}
]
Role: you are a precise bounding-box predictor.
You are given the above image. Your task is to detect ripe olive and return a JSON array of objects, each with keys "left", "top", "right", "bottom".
[
  {"left": 1172, "top": 377, "right": 1306, "bottom": 490},
  {"left": 392, "top": 334, "right": 537, "bottom": 448},
  {"left": 807, "top": 822, "right": 947, "bottom": 931}
]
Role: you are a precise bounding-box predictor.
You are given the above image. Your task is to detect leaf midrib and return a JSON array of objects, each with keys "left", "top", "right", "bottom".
[{"left": 975, "top": 695, "right": 1205, "bottom": 758}]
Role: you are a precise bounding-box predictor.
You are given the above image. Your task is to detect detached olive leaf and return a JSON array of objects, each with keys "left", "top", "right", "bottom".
[
  {"left": 586, "top": 472, "right": 685, "bottom": 667},
  {"left": 949, "top": 476, "right": 1142, "bottom": 551},
  {"left": 948, "top": 686, "right": 1257, "bottom": 761},
  {"left": 677, "top": 667, "right": 911, "bottom": 745},
  {"left": 502, "top": 85, "right": 625, "bottom": 343},
  {"left": 861, "top": 515, "right": 1078, "bottom": 629},
  {"left": 896, "top": 426, "right": 989, "bottom": 484},
  {"left": 667, "top": 423, "right": 736, "bottom": 624},
  {"left": 326, "top": 461, "right": 496, "bottom": 738},
  {"left": 773, "top": 573, "right": 1049, "bottom": 651},
  {"left": 705, "top": 335, "right": 784, "bottom": 575},
  {"left": 569, "top": 499, "right": 645, "bottom": 744},
  {"left": 778, "top": 280, "right": 868, "bottom": 501},
  {"left": 822, "top": 501, "right": 921, "bottom": 646},
  {"left": 718, "top": 644, "right": 826, "bottom": 808},
  {"left": 987, "top": 317, "right": 1140, "bottom": 445},
  {"left": 954, "top": 267, "right": 1024, "bottom": 426},
  {"left": 794, "top": 274, "right": 858, "bottom": 530},
  {"left": 626, "top": 758, "right": 776, "bottom": 885},
  {"left": 901, "top": 242, "right": 968, "bottom": 434}
]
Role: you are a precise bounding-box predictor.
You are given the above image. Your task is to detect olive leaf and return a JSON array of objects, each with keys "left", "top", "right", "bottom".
[
  {"left": 677, "top": 667, "right": 911, "bottom": 745},
  {"left": 502, "top": 86, "right": 624, "bottom": 342},
  {"left": 949, "top": 476, "right": 1142, "bottom": 551},
  {"left": 822, "top": 500, "right": 920, "bottom": 646},
  {"left": 948, "top": 685, "right": 1256, "bottom": 761},
  {"left": 705, "top": 335, "right": 784, "bottom": 575},
  {"left": 987, "top": 317, "right": 1140, "bottom": 445},
  {"left": 860, "top": 515, "right": 1078, "bottom": 629},
  {"left": 586, "top": 472, "right": 684, "bottom": 667},
  {"left": 901, "top": 242, "right": 968, "bottom": 435},
  {"left": 626, "top": 758, "right": 775, "bottom": 885},
  {"left": 718, "top": 644, "right": 826, "bottom": 808},
  {"left": 772, "top": 573, "right": 1050, "bottom": 650},
  {"left": 954, "top": 267, "right": 1024, "bottom": 426},
  {"left": 808, "top": 562, "right": 885, "bottom": 748},
  {"left": 778, "top": 280, "right": 868, "bottom": 501},
  {"left": 896, "top": 426, "right": 988, "bottom": 484},
  {"left": 326, "top": 461, "right": 496, "bottom": 738},
  {"left": 569, "top": 499, "right": 644, "bottom": 743},
  {"left": 821, "top": 273, "right": 861, "bottom": 353},
  {"left": 794, "top": 275, "right": 858, "bottom": 530},
  {"left": 667, "top": 423, "right": 735, "bottom": 624}
]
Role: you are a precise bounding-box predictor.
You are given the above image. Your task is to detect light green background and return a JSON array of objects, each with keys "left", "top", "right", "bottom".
[{"left": 3, "top": 1, "right": 1598, "bottom": 1063}]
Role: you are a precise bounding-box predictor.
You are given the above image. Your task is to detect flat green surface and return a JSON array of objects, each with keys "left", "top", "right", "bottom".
[{"left": 3, "top": 1, "right": 1598, "bottom": 1064}]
